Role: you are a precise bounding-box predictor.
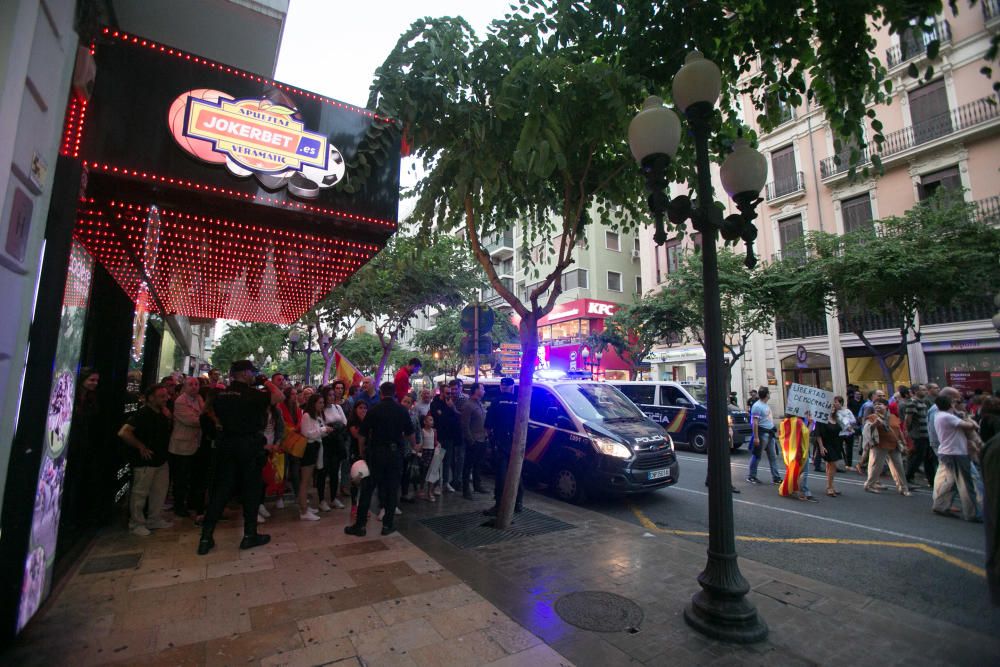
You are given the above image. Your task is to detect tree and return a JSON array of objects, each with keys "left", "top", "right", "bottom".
[
  {"left": 299, "top": 284, "right": 364, "bottom": 384},
  {"left": 210, "top": 322, "right": 290, "bottom": 375},
  {"left": 643, "top": 249, "right": 776, "bottom": 375},
  {"left": 592, "top": 303, "right": 663, "bottom": 380},
  {"left": 348, "top": 234, "right": 483, "bottom": 384},
  {"left": 336, "top": 332, "right": 417, "bottom": 378},
  {"left": 412, "top": 307, "right": 518, "bottom": 379},
  {"left": 366, "top": 0, "right": 997, "bottom": 528},
  {"left": 763, "top": 192, "right": 1000, "bottom": 393}
]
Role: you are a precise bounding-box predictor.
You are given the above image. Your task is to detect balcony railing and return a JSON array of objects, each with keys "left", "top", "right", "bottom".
[
  {"left": 485, "top": 231, "right": 514, "bottom": 254},
  {"left": 886, "top": 20, "right": 951, "bottom": 69},
  {"left": 984, "top": 0, "right": 1000, "bottom": 21},
  {"left": 776, "top": 315, "right": 827, "bottom": 340},
  {"left": 973, "top": 195, "right": 1000, "bottom": 224},
  {"left": 819, "top": 96, "right": 1000, "bottom": 178},
  {"left": 921, "top": 299, "right": 994, "bottom": 326},
  {"left": 766, "top": 171, "right": 806, "bottom": 201}
]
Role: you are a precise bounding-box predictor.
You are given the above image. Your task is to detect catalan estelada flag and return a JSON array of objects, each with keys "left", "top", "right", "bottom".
[
  {"left": 334, "top": 350, "right": 364, "bottom": 388},
  {"left": 778, "top": 417, "right": 810, "bottom": 497}
]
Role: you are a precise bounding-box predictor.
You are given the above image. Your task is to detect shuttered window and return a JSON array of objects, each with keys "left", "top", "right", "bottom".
[
  {"left": 779, "top": 215, "right": 804, "bottom": 261},
  {"left": 918, "top": 165, "right": 960, "bottom": 201},
  {"left": 908, "top": 79, "right": 951, "bottom": 144},
  {"left": 841, "top": 194, "right": 874, "bottom": 234}
]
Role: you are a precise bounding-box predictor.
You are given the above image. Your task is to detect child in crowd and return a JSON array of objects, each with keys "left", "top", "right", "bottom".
[{"left": 420, "top": 413, "right": 441, "bottom": 500}]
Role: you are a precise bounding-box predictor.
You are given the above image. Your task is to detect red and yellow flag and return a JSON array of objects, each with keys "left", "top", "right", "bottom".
[
  {"left": 334, "top": 350, "right": 364, "bottom": 389},
  {"left": 778, "top": 417, "right": 811, "bottom": 497}
]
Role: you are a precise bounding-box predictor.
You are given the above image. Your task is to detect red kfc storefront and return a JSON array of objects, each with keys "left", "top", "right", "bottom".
[{"left": 530, "top": 298, "right": 632, "bottom": 379}]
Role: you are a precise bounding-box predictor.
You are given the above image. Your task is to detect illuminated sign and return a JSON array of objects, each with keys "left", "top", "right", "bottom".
[
  {"left": 168, "top": 89, "right": 345, "bottom": 198},
  {"left": 587, "top": 301, "right": 616, "bottom": 316}
]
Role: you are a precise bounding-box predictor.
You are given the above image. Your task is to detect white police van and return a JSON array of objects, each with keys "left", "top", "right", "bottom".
[
  {"left": 608, "top": 381, "right": 753, "bottom": 453},
  {"left": 478, "top": 378, "right": 679, "bottom": 504}
]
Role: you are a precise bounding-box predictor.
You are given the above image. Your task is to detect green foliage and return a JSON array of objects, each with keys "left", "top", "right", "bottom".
[
  {"left": 593, "top": 303, "right": 662, "bottom": 380},
  {"left": 336, "top": 333, "right": 417, "bottom": 377},
  {"left": 412, "top": 307, "right": 518, "bottom": 375},
  {"left": 636, "top": 249, "right": 775, "bottom": 369},
  {"left": 211, "top": 322, "right": 290, "bottom": 375}
]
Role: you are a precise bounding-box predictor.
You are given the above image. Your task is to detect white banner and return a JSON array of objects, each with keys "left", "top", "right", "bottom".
[{"left": 785, "top": 383, "right": 834, "bottom": 422}]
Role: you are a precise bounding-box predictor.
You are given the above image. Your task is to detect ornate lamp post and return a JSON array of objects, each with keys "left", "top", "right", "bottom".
[
  {"left": 628, "top": 51, "right": 769, "bottom": 643},
  {"left": 289, "top": 325, "right": 325, "bottom": 385}
]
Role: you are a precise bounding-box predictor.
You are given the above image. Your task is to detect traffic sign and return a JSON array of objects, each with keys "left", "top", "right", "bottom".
[{"left": 460, "top": 304, "right": 495, "bottom": 332}]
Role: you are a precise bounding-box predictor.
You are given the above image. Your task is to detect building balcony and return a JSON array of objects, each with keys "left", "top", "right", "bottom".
[
  {"left": 765, "top": 171, "right": 806, "bottom": 204},
  {"left": 973, "top": 194, "right": 1000, "bottom": 224},
  {"left": 983, "top": 0, "right": 1000, "bottom": 23},
  {"left": 482, "top": 277, "right": 514, "bottom": 306},
  {"left": 776, "top": 315, "right": 827, "bottom": 340},
  {"left": 485, "top": 231, "right": 514, "bottom": 259},
  {"left": 819, "top": 96, "right": 1000, "bottom": 183},
  {"left": 885, "top": 20, "right": 951, "bottom": 70}
]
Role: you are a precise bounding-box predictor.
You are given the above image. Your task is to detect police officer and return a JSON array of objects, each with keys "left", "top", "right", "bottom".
[
  {"left": 344, "top": 382, "right": 415, "bottom": 537},
  {"left": 197, "top": 360, "right": 283, "bottom": 555},
  {"left": 484, "top": 377, "right": 523, "bottom": 516}
]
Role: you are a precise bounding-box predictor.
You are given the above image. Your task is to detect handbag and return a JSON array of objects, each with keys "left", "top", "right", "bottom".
[{"left": 281, "top": 429, "right": 308, "bottom": 458}]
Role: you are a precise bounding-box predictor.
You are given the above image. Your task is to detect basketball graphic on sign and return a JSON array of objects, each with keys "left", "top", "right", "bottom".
[{"left": 168, "top": 89, "right": 230, "bottom": 164}]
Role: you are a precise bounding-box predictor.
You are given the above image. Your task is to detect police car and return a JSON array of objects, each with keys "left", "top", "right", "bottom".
[
  {"left": 609, "top": 381, "right": 753, "bottom": 453},
  {"left": 477, "top": 377, "right": 679, "bottom": 504}
]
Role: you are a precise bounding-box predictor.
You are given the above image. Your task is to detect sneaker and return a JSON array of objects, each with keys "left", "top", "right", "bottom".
[
  {"left": 257, "top": 514, "right": 266, "bottom": 524},
  {"left": 899, "top": 489, "right": 912, "bottom": 497},
  {"left": 131, "top": 525, "right": 151, "bottom": 537},
  {"left": 395, "top": 507, "right": 402, "bottom": 516},
  {"left": 300, "top": 512, "right": 321, "bottom": 521},
  {"left": 772, "top": 478, "right": 782, "bottom": 485},
  {"left": 445, "top": 484, "right": 456, "bottom": 493},
  {"left": 147, "top": 520, "right": 173, "bottom": 530},
  {"left": 332, "top": 498, "right": 345, "bottom": 509},
  {"left": 319, "top": 501, "right": 332, "bottom": 512},
  {"left": 864, "top": 486, "right": 882, "bottom": 494},
  {"left": 433, "top": 488, "right": 442, "bottom": 497},
  {"left": 275, "top": 497, "right": 285, "bottom": 509},
  {"left": 239, "top": 534, "right": 271, "bottom": 550},
  {"left": 305, "top": 506, "right": 319, "bottom": 515},
  {"left": 377, "top": 509, "right": 384, "bottom": 521},
  {"left": 745, "top": 477, "right": 761, "bottom": 485},
  {"left": 258, "top": 504, "right": 271, "bottom": 518}
]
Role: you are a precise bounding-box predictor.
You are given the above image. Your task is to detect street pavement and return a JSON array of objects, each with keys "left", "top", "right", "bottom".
[{"left": 586, "top": 448, "right": 1000, "bottom": 636}]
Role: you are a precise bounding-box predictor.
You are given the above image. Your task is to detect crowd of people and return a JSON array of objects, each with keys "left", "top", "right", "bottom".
[{"left": 116, "top": 356, "right": 521, "bottom": 553}]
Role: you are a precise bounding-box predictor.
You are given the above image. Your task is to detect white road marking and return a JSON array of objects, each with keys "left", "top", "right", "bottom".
[
  {"left": 668, "top": 485, "right": 985, "bottom": 556},
  {"left": 677, "top": 454, "right": 904, "bottom": 488}
]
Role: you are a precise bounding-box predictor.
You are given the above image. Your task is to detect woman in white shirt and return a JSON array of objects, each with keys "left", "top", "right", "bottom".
[
  {"left": 316, "top": 385, "right": 348, "bottom": 511},
  {"left": 298, "top": 394, "right": 331, "bottom": 520}
]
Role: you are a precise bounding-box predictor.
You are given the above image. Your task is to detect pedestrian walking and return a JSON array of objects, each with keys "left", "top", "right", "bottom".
[
  {"left": 298, "top": 394, "right": 330, "bottom": 521},
  {"left": 816, "top": 408, "right": 844, "bottom": 497},
  {"left": 344, "top": 382, "right": 416, "bottom": 537},
  {"left": 904, "top": 384, "right": 935, "bottom": 487},
  {"left": 484, "top": 377, "right": 521, "bottom": 516},
  {"left": 460, "top": 382, "right": 489, "bottom": 499},
  {"left": 118, "top": 384, "right": 173, "bottom": 536},
  {"left": 834, "top": 394, "right": 857, "bottom": 469},
  {"left": 747, "top": 387, "right": 782, "bottom": 485},
  {"left": 932, "top": 388, "right": 981, "bottom": 521},
  {"left": 197, "top": 361, "right": 283, "bottom": 554},
  {"left": 778, "top": 415, "right": 815, "bottom": 501},
  {"left": 862, "top": 401, "right": 910, "bottom": 496}
]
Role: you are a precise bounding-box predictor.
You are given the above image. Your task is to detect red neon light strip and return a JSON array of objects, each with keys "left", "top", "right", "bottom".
[
  {"left": 82, "top": 161, "right": 397, "bottom": 228},
  {"left": 98, "top": 27, "right": 396, "bottom": 124}
]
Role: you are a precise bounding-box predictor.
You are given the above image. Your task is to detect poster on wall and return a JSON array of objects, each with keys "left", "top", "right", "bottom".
[
  {"left": 946, "top": 371, "right": 992, "bottom": 396},
  {"left": 784, "top": 383, "right": 834, "bottom": 422},
  {"left": 17, "top": 241, "right": 94, "bottom": 632}
]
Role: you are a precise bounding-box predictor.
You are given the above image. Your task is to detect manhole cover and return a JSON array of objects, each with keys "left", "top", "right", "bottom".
[{"left": 555, "top": 591, "right": 644, "bottom": 632}]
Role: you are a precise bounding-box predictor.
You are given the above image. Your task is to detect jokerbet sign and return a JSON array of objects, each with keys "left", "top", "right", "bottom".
[{"left": 168, "top": 89, "right": 345, "bottom": 198}]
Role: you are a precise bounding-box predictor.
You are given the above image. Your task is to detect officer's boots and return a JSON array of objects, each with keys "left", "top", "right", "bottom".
[
  {"left": 240, "top": 533, "right": 270, "bottom": 550},
  {"left": 344, "top": 514, "right": 367, "bottom": 537},
  {"left": 197, "top": 527, "right": 215, "bottom": 555}
]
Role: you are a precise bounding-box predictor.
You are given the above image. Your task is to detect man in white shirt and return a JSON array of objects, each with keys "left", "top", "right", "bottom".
[{"left": 931, "top": 387, "right": 981, "bottom": 522}]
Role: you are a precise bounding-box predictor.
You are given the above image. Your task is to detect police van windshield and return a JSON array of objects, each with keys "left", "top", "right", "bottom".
[
  {"left": 554, "top": 383, "right": 646, "bottom": 422},
  {"left": 682, "top": 384, "right": 708, "bottom": 405}
]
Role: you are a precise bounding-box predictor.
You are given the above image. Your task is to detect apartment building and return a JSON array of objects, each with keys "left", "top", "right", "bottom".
[{"left": 482, "top": 218, "right": 644, "bottom": 379}]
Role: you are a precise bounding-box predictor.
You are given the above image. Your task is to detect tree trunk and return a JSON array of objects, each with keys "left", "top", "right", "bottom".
[
  {"left": 374, "top": 332, "right": 397, "bottom": 386},
  {"left": 876, "top": 354, "right": 895, "bottom": 396},
  {"left": 496, "top": 314, "right": 538, "bottom": 530},
  {"left": 321, "top": 349, "right": 336, "bottom": 384}
]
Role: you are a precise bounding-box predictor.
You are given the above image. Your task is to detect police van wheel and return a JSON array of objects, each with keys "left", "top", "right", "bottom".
[
  {"left": 551, "top": 466, "right": 587, "bottom": 505},
  {"left": 689, "top": 428, "right": 708, "bottom": 454}
]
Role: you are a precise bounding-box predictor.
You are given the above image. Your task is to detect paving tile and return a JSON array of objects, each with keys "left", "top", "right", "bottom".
[
  {"left": 350, "top": 617, "right": 443, "bottom": 659},
  {"left": 280, "top": 567, "right": 357, "bottom": 599},
  {"left": 360, "top": 652, "right": 418, "bottom": 667},
  {"left": 203, "top": 621, "right": 303, "bottom": 667},
  {"left": 349, "top": 560, "right": 417, "bottom": 586},
  {"left": 482, "top": 617, "right": 544, "bottom": 655},
  {"left": 155, "top": 607, "right": 252, "bottom": 651},
  {"left": 298, "top": 605, "right": 385, "bottom": 644},
  {"left": 483, "top": 643, "right": 575, "bottom": 667},
  {"left": 753, "top": 580, "right": 823, "bottom": 610},
  {"left": 551, "top": 633, "right": 640, "bottom": 667},
  {"left": 406, "top": 557, "right": 444, "bottom": 574},
  {"left": 249, "top": 591, "right": 333, "bottom": 630},
  {"left": 329, "top": 540, "right": 391, "bottom": 558},
  {"left": 128, "top": 565, "right": 207, "bottom": 592},
  {"left": 372, "top": 584, "right": 479, "bottom": 626},
  {"left": 407, "top": 629, "right": 507, "bottom": 667},
  {"left": 119, "top": 593, "right": 207, "bottom": 630},
  {"left": 259, "top": 637, "right": 356, "bottom": 667},
  {"left": 237, "top": 539, "right": 300, "bottom": 559},
  {"left": 325, "top": 579, "right": 403, "bottom": 613},
  {"left": 426, "top": 600, "right": 505, "bottom": 639},
  {"left": 75, "top": 625, "right": 160, "bottom": 666},
  {"left": 204, "top": 554, "right": 274, "bottom": 579},
  {"left": 107, "top": 640, "right": 207, "bottom": 667},
  {"left": 336, "top": 548, "right": 428, "bottom": 571},
  {"left": 392, "top": 571, "right": 462, "bottom": 597}
]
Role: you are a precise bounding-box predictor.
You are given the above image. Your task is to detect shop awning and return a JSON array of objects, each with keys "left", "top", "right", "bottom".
[{"left": 66, "top": 29, "right": 401, "bottom": 324}]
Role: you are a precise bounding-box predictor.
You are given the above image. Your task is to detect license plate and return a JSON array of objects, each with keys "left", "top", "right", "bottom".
[{"left": 647, "top": 468, "right": 669, "bottom": 480}]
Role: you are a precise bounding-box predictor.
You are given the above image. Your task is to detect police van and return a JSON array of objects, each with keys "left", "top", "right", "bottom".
[
  {"left": 477, "top": 378, "right": 679, "bottom": 504},
  {"left": 608, "top": 381, "right": 752, "bottom": 453}
]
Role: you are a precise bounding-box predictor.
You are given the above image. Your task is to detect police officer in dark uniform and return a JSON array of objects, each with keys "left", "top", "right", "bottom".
[
  {"left": 198, "top": 360, "right": 283, "bottom": 555},
  {"left": 344, "top": 381, "right": 415, "bottom": 537},
  {"left": 484, "top": 377, "right": 523, "bottom": 516}
]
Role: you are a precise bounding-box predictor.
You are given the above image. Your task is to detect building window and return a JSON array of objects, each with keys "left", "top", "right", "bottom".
[
  {"left": 770, "top": 144, "right": 798, "bottom": 197},
  {"left": 560, "top": 268, "right": 588, "bottom": 291},
  {"left": 605, "top": 231, "right": 620, "bottom": 251},
  {"left": 607, "top": 271, "right": 623, "bottom": 292},
  {"left": 665, "top": 238, "right": 682, "bottom": 274},
  {"left": 498, "top": 257, "right": 514, "bottom": 276},
  {"left": 841, "top": 193, "right": 875, "bottom": 234},
  {"left": 918, "top": 165, "right": 960, "bottom": 201},
  {"left": 908, "top": 78, "right": 951, "bottom": 144},
  {"left": 633, "top": 237, "right": 640, "bottom": 253},
  {"left": 778, "top": 214, "right": 804, "bottom": 261},
  {"left": 764, "top": 91, "right": 793, "bottom": 125},
  {"left": 635, "top": 276, "right": 643, "bottom": 294},
  {"left": 655, "top": 244, "right": 663, "bottom": 282}
]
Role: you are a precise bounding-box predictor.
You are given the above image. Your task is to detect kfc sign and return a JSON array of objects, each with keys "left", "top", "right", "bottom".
[{"left": 587, "top": 301, "right": 616, "bottom": 317}]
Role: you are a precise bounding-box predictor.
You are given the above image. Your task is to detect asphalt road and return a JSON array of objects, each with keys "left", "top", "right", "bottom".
[{"left": 586, "top": 448, "right": 1000, "bottom": 636}]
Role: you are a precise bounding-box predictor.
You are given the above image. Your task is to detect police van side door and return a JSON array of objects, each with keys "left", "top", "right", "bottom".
[
  {"left": 525, "top": 387, "right": 580, "bottom": 479},
  {"left": 659, "top": 385, "right": 698, "bottom": 443},
  {"left": 618, "top": 385, "right": 668, "bottom": 429}
]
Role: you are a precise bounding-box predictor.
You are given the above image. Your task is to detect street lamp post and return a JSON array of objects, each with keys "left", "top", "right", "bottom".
[
  {"left": 628, "top": 51, "right": 769, "bottom": 644},
  {"left": 289, "top": 325, "right": 326, "bottom": 386}
]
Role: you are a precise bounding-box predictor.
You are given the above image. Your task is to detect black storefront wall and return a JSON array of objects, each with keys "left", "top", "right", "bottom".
[{"left": 1, "top": 29, "right": 401, "bottom": 642}]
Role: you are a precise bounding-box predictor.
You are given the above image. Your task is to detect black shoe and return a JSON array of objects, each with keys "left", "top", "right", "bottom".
[
  {"left": 381, "top": 524, "right": 396, "bottom": 536},
  {"left": 772, "top": 478, "right": 782, "bottom": 485},
  {"left": 514, "top": 505, "right": 524, "bottom": 513},
  {"left": 746, "top": 477, "right": 761, "bottom": 485},
  {"left": 239, "top": 534, "right": 270, "bottom": 550},
  {"left": 482, "top": 506, "right": 499, "bottom": 516},
  {"left": 400, "top": 496, "right": 416, "bottom": 504},
  {"left": 173, "top": 507, "right": 190, "bottom": 518},
  {"left": 731, "top": 486, "right": 741, "bottom": 494},
  {"left": 463, "top": 493, "right": 474, "bottom": 500},
  {"left": 344, "top": 524, "right": 366, "bottom": 537},
  {"left": 197, "top": 536, "right": 215, "bottom": 555},
  {"left": 473, "top": 487, "right": 489, "bottom": 494}
]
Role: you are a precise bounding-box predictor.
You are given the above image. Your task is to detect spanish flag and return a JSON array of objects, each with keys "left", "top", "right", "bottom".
[
  {"left": 778, "top": 417, "right": 810, "bottom": 497},
  {"left": 334, "top": 350, "right": 364, "bottom": 389}
]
